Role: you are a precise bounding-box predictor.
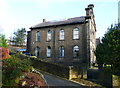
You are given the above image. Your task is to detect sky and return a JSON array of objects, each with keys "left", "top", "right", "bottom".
[{"left": 0, "top": 0, "right": 119, "bottom": 39}]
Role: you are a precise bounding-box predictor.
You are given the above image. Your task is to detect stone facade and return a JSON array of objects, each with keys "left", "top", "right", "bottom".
[
  {"left": 27, "top": 4, "right": 96, "bottom": 67},
  {"left": 96, "top": 38, "right": 100, "bottom": 45},
  {"left": 118, "top": 1, "right": 120, "bottom": 23}
]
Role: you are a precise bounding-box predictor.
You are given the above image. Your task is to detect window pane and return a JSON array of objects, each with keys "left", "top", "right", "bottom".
[
  {"left": 60, "top": 29, "right": 64, "bottom": 40},
  {"left": 74, "top": 31, "right": 78, "bottom": 34},
  {"left": 36, "top": 32, "right": 40, "bottom": 41},
  {"left": 74, "top": 35, "right": 79, "bottom": 39},
  {"left": 47, "top": 30, "right": 52, "bottom": 41},
  {"left": 62, "top": 47, "right": 64, "bottom": 57},
  {"left": 35, "top": 47, "right": 40, "bottom": 57},
  {"left": 73, "top": 28, "right": 79, "bottom": 39},
  {"left": 60, "top": 46, "right": 64, "bottom": 57},
  {"left": 47, "top": 46, "right": 51, "bottom": 57},
  {"left": 73, "top": 46, "right": 79, "bottom": 58}
]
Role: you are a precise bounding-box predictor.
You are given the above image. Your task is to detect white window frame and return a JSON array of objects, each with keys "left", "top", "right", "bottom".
[
  {"left": 73, "top": 28, "right": 79, "bottom": 39},
  {"left": 36, "top": 31, "right": 40, "bottom": 41},
  {"left": 47, "top": 46, "right": 51, "bottom": 57},
  {"left": 35, "top": 46, "right": 40, "bottom": 57},
  {"left": 60, "top": 46, "right": 64, "bottom": 57},
  {"left": 59, "top": 29, "right": 64, "bottom": 40},
  {"left": 47, "top": 30, "right": 52, "bottom": 41},
  {"left": 73, "top": 45, "right": 79, "bottom": 58}
]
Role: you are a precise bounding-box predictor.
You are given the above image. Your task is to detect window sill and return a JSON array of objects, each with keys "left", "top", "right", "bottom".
[
  {"left": 72, "top": 39, "right": 79, "bottom": 40},
  {"left": 47, "top": 57, "right": 51, "bottom": 58},
  {"left": 59, "top": 40, "right": 65, "bottom": 41},
  {"left": 46, "top": 40, "right": 51, "bottom": 42}
]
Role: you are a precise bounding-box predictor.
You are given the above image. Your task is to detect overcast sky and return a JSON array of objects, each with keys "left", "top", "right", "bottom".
[{"left": 0, "top": 0, "right": 119, "bottom": 39}]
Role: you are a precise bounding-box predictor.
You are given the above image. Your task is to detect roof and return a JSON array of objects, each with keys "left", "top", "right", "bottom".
[{"left": 30, "top": 16, "right": 91, "bottom": 29}]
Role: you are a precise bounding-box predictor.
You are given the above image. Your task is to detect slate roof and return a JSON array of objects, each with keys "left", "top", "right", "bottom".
[{"left": 30, "top": 16, "right": 91, "bottom": 29}]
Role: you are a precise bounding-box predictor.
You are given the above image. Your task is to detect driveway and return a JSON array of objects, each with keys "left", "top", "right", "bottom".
[{"left": 40, "top": 71, "right": 83, "bottom": 87}]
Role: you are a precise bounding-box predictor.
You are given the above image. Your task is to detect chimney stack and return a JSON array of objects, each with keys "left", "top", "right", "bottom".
[
  {"left": 85, "top": 4, "right": 94, "bottom": 16},
  {"left": 43, "top": 19, "right": 46, "bottom": 22}
]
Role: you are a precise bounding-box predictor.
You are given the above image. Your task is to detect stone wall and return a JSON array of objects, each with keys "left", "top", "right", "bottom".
[
  {"left": 69, "top": 64, "right": 87, "bottom": 80},
  {"left": 113, "top": 75, "right": 120, "bottom": 87},
  {"left": 29, "top": 57, "right": 69, "bottom": 79}
]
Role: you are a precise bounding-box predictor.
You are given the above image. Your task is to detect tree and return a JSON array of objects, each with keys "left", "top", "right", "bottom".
[
  {"left": 95, "top": 23, "right": 120, "bottom": 75},
  {"left": 13, "top": 28, "right": 26, "bottom": 46},
  {"left": 0, "top": 34, "right": 8, "bottom": 48}
]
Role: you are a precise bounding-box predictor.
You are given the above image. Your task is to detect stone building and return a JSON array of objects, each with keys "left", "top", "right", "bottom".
[
  {"left": 96, "top": 38, "right": 100, "bottom": 46},
  {"left": 27, "top": 4, "right": 96, "bottom": 67},
  {"left": 118, "top": 1, "right": 120, "bottom": 23}
]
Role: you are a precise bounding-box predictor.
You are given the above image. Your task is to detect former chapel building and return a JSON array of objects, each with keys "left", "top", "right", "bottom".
[{"left": 27, "top": 4, "right": 96, "bottom": 67}]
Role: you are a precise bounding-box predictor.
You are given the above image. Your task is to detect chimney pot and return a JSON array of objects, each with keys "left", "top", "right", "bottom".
[{"left": 88, "top": 4, "right": 94, "bottom": 8}]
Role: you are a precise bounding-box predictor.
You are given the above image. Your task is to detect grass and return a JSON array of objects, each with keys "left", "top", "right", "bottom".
[{"left": 71, "top": 78, "right": 105, "bottom": 87}]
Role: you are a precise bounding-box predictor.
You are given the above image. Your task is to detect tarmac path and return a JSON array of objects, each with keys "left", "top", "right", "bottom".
[{"left": 40, "top": 71, "right": 83, "bottom": 87}]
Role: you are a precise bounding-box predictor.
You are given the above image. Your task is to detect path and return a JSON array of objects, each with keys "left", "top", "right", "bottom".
[{"left": 40, "top": 71, "right": 83, "bottom": 87}]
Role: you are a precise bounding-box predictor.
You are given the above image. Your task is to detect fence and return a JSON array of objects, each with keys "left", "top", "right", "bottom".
[{"left": 87, "top": 68, "right": 112, "bottom": 87}]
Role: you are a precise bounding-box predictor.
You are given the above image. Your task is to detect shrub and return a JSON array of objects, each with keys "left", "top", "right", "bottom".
[
  {"left": 0, "top": 47, "right": 9, "bottom": 60},
  {"left": 2, "top": 54, "right": 32, "bottom": 86}
]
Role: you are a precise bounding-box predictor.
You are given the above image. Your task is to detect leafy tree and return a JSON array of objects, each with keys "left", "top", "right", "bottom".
[
  {"left": 0, "top": 34, "right": 8, "bottom": 48},
  {"left": 13, "top": 28, "right": 26, "bottom": 46},
  {"left": 95, "top": 23, "right": 120, "bottom": 75}
]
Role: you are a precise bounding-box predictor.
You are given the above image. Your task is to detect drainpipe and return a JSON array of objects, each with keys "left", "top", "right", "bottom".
[{"left": 53, "top": 26, "right": 56, "bottom": 62}]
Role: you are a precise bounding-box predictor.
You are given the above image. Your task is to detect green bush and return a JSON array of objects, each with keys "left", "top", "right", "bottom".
[{"left": 2, "top": 54, "right": 32, "bottom": 86}]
